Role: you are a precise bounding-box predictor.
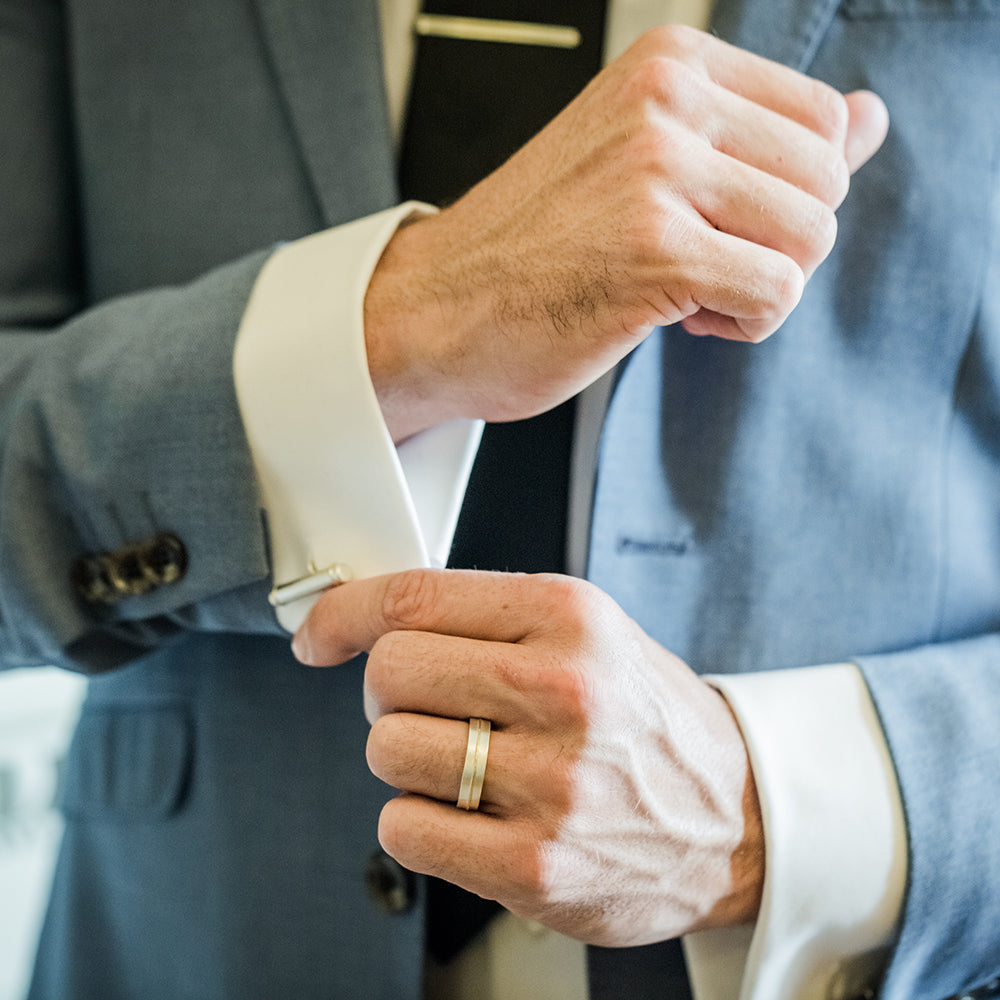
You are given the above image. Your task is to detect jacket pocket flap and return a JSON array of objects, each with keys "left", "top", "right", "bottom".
[{"left": 61, "top": 704, "right": 192, "bottom": 821}]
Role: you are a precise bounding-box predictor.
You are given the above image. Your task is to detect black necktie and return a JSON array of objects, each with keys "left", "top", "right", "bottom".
[{"left": 398, "top": 7, "right": 695, "bottom": 996}]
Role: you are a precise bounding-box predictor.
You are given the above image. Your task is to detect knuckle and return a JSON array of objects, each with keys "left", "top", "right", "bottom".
[
  {"left": 488, "top": 648, "right": 532, "bottom": 703},
  {"left": 535, "top": 747, "right": 580, "bottom": 816},
  {"left": 379, "top": 569, "right": 440, "bottom": 632},
  {"left": 506, "top": 646, "right": 587, "bottom": 724},
  {"left": 740, "top": 256, "right": 804, "bottom": 342},
  {"left": 739, "top": 316, "right": 785, "bottom": 344},
  {"left": 531, "top": 572, "right": 591, "bottom": 611},
  {"left": 810, "top": 147, "right": 850, "bottom": 208},
  {"left": 812, "top": 84, "right": 850, "bottom": 145},
  {"left": 491, "top": 671, "right": 586, "bottom": 744},
  {"left": 623, "top": 50, "right": 698, "bottom": 111},
  {"left": 828, "top": 154, "right": 851, "bottom": 208},
  {"left": 506, "top": 843, "right": 555, "bottom": 903},
  {"left": 804, "top": 201, "right": 839, "bottom": 265},
  {"left": 644, "top": 22, "right": 703, "bottom": 61},
  {"left": 530, "top": 575, "right": 601, "bottom": 639},
  {"left": 540, "top": 661, "right": 592, "bottom": 727},
  {"left": 497, "top": 577, "right": 602, "bottom": 726},
  {"left": 772, "top": 257, "right": 806, "bottom": 318},
  {"left": 788, "top": 193, "right": 839, "bottom": 275}
]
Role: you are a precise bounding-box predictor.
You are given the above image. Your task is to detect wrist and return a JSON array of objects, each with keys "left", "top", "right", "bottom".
[
  {"left": 700, "top": 688, "right": 766, "bottom": 931},
  {"left": 363, "top": 211, "right": 484, "bottom": 442},
  {"left": 708, "top": 756, "right": 766, "bottom": 929}
]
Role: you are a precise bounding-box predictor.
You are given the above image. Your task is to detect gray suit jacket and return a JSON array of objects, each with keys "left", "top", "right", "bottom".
[{"left": 0, "top": 0, "right": 997, "bottom": 997}]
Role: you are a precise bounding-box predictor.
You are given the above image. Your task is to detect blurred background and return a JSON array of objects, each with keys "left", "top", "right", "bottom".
[{"left": 0, "top": 669, "right": 86, "bottom": 1000}]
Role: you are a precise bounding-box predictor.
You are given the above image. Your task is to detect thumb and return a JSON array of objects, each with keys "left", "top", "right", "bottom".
[{"left": 843, "top": 90, "right": 890, "bottom": 174}]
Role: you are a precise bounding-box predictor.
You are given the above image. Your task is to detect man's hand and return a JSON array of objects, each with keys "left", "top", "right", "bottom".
[
  {"left": 293, "top": 569, "right": 765, "bottom": 947},
  {"left": 365, "top": 26, "right": 889, "bottom": 441}
]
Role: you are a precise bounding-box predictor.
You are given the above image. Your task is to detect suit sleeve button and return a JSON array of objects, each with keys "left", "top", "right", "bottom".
[
  {"left": 108, "top": 548, "right": 152, "bottom": 597},
  {"left": 70, "top": 553, "right": 115, "bottom": 604},
  {"left": 139, "top": 532, "right": 187, "bottom": 587},
  {"left": 365, "top": 849, "right": 416, "bottom": 915},
  {"left": 71, "top": 532, "right": 187, "bottom": 604}
]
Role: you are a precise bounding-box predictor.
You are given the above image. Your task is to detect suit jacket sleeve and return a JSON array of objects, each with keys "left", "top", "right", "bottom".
[
  {"left": 857, "top": 636, "right": 1000, "bottom": 999},
  {"left": 0, "top": 0, "right": 286, "bottom": 672},
  {"left": 856, "top": 173, "right": 1000, "bottom": 998}
]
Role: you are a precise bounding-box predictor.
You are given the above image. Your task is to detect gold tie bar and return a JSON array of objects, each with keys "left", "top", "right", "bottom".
[{"left": 414, "top": 14, "right": 582, "bottom": 49}]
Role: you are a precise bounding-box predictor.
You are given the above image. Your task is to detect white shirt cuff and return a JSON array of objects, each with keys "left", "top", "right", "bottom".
[
  {"left": 233, "top": 204, "right": 483, "bottom": 632},
  {"left": 684, "top": 664, "right": 908, "bottom": 1000}
]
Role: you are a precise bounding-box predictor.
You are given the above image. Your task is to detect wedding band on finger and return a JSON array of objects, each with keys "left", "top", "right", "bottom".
[{"left": 457, "top": 717, "right": 491, "bottom": 811}]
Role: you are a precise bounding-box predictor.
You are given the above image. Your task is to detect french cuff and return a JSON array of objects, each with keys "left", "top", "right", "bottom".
[
  {"left": 684, "top": 664, "right": 908, "bottom": 1000},
  {"left": 233, "top": 203, "right": 483, "bottom": 632}
]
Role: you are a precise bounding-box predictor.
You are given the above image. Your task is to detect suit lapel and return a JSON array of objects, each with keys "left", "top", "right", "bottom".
[
  {"left": 250, "top": 0, "right": 398, "bottom": 225},
  {"left": 710, "top": 0, "right": 843, "bottom": 71}
]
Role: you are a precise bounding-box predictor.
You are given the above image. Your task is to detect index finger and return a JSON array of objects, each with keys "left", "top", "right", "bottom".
[{"left": 292, "top": 568, "right": 566, "bottom": 667}]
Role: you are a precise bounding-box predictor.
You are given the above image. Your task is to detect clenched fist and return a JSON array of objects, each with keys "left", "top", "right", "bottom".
[{"left": 364, "top": 26, "right": 889, "bottom": 441}]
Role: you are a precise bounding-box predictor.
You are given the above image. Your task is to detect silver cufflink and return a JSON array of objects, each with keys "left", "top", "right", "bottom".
[{"left": 268, "top": 562, "right": 353, "bottom": 608}]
